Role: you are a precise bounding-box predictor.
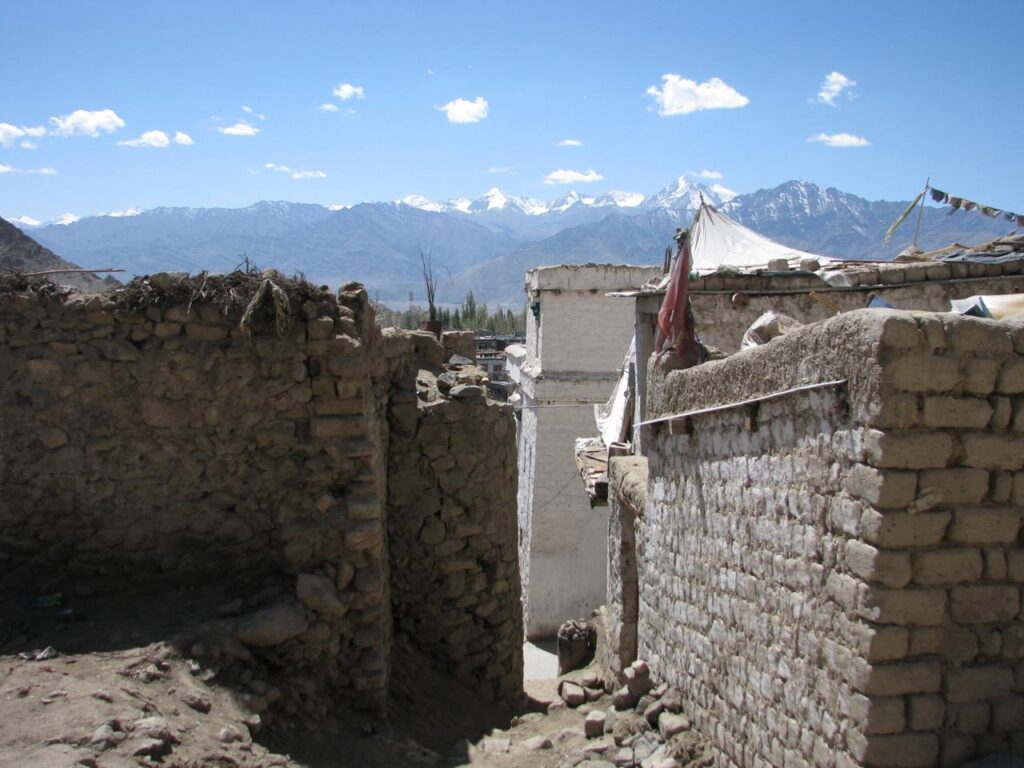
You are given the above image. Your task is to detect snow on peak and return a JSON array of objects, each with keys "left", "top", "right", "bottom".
[
  {"left": 594, "top": 190, "right": 646, "bottom": 208},
  {"left": 103, "top": 207, "right": 143, "bottom": 218},
  {"left": 481, "top": 187, "right": 509, "bottom": 210},
  {"left": 11, "top": 214, "right": 41, "bottom": 228},
  {"left": 52, "top": 213, "right": 80, "bottom": 226},
  {"left": 550, "top": 190, "right": 583, "bottom": 212},
  {"left": 709, "top": 184, "right": 737, "bottom": 203},
  {"left": 327, "top": 203, "right": 350, "bottom": 211},
  {"left": 398, "top": 194, "right": 446, "bottom": 213},
  {"left": 447, "top": 197, "right": 472, "bottom": 214}
]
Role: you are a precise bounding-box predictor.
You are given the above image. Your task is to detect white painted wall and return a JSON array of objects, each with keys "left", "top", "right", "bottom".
[{"left": 514, "top": 264, "right": 660, "bottom": 639}]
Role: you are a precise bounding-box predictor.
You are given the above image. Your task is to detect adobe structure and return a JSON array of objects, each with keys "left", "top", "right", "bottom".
[
  {"left": 0, "top": 271, "right": 523, "bottom": 726},
  {"left": 598, "top": 255, "right": 1024, "bottom": 766}
]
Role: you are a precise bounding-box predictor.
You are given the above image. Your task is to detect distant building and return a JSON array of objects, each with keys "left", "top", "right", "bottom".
[{"left": 507, "top": 263, "right": 661, "bottom": 639}]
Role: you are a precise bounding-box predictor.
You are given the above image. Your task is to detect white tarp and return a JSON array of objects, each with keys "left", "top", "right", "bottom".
[
  {"left": 594, "top": 337, "right": 635, "bottom": 447},
  {"left": 689, "top": 203, "right": 834, "bottom": 273}
]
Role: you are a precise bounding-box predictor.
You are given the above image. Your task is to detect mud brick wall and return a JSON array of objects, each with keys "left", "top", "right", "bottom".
[
  {"left": 642, "top": 259, "right": 1024, "bottom": 357},
  {"left": 641, "top": 309, "right": 1024, "bottom": 768},
  {"left": 0, "top": 279, "right": 395, "bottom": 716},
  {"left": 598, "top": 455, "right": 646, "bottom": 686},
  {"left": 387, "top": 379, "right": 523, "bottom": 705}
]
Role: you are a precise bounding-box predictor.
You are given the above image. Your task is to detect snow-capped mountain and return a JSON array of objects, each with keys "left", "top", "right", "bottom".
[{"left": 12, "top": 176, "right": 1015, "bottom": 304}]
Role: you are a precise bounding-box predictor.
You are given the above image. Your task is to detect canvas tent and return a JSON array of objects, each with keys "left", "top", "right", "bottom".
[{"left": 687, "top": 201, "right": 833, "bottom": 273}]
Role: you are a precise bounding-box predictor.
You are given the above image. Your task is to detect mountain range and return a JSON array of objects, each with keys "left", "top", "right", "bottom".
[{"left": 10, "top": 177, "right": 1016, "bottom": 304}]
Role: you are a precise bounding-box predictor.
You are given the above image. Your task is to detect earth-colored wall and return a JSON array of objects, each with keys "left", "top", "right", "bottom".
[
  {"left": 387, "top": 373, "right": 523, "bottom": 705},
  {"left": 641, "top": 309, "right": 1024, "bottom": 767},
  {"left": 0, "top": 273, "right": 523, "bottom": 722}
]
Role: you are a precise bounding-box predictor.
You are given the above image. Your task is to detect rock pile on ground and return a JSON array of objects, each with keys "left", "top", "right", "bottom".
[{"left": 549, "top": 660, "right": 711, "bottom": 768}]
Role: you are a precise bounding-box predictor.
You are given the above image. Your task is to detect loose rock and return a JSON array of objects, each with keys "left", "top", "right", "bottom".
[{"left": 585, "top": 709, "right": 607, "bottom": 738}]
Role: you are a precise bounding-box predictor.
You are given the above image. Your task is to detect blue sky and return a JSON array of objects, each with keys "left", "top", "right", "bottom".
[{"left": 2, "top": 0, "right": 1023, "bottom": 222}]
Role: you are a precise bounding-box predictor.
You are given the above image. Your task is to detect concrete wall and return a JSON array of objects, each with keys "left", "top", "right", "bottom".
[
  {"left": 0, "top": 274, "right": 524, "bottom": 722},
  {"left": 639, "top": 309, "right": 1024, "bottom": 768},
  {"left": 515, "top": 264, "right": 660, "bottom": 639}
]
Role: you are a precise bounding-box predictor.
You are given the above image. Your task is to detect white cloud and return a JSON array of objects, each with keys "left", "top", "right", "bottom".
[
  {"left": 815, "top": 72, "right": 856, "bottom": 106},
  {"left": 49, "top": 109, "right": 125, "bottom": 137},
  {"left": 317, "top": 103, "right": 339, "bottom": 112},
  {"left": 807, "top": 132, "right": 870, "bottom": 148},
  {"left": 0, "top": 164, "right": 56, "bottom": 175},
  {"left": 487, "top": 166, "right": 516, "bottom": 174},
  {"left": 543, "top": 168, "right": 604, "bottom": 185},
  {"left": 119, "top": 130, "right": 170, "bottom": 148},
  {"left": 645, "top": 75, "right": 749, "bottom": 116},
  {"left": 557, "top": 139, "right": 583, "bottom": 147},
  {"left": 118, "top": 129, "right": 193, "bottom": 148},
  {"left": 710, "top": 183, "right": 737, "bottom": 201},
  {"left": 0, "top": 123, "right": 47, "bottom": 148},
  {"left": 333, "top": 83, "right": 364, "bottom": 101},
  {"left": 219, "top": 120, "right": 259, "bottom": 136},
  {"left": 241, "top": 105, "right": 266, "bottom": 120},
  {"left": 693, "top": 169, "right": 723, "bottom": 180},
  {"left": 20, "top": 140, "right": 38, "bottom": 149},
  {"left": 265, "top": 162, "right": 326, "bottom": 180},
  {"left": 436, "top": 96, "right": 488, "bottom": 124}
]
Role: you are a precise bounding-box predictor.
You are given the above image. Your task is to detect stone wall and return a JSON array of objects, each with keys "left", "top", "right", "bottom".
[
  {"left": 0, "top": 274, "right": 523, "bottom": 722},
  {"left": 639, "top": 309, "right": 1024, "bottom": 767},
  {"left": 387, "top": 368, "right": 523, "bottom": 705},
  {"left": 599, "top": 455, "right": 646, "bottom": 685}
]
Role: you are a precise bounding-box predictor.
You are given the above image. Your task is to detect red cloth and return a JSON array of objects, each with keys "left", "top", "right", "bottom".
[{"left": 656, "top": 238, "right": 692, "bottom": 353}]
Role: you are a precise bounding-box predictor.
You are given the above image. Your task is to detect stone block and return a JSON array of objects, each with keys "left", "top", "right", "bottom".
[
  {"left": 1008, "top": 550, "right": 1024, "bottom": 582},
  {"left": 991, "top": 396, "right": 1013, "bottom": 430},
  {"left": 951, "top": 585, "right": 1020, "bottom": 623},
  {"left": 848, "top": 693, "right": 905, "bottom": 735},
  {"left": 921, "top": 396, "right": 992, "bottom": 428},
  {"left": 943, "top": 316, "right": 1014, "bottom": 356},
  {"left": 883, "top": 355, "right": 959, "bottom": 393},
  {"left": 861, "top": 732, "right": 938, "bottom": 767},
  {"left": 862, "top": 397, "right": 918, "bottom": 436},
  {"left": 917, "top": 468, "right": 989, "bottom": 505},
  {"left": 949, "top": 507, "right": 1021, "bottom": 544},
  {"left": 981, "top": 549, "right": 1009, "bottom": 583},
  {"left": 859, "top": 661, "right": 942, "bottom": 696},
  {"left": 907, "top": 694, "right": 944, "bottom": 731},
  {"left": 860, "top": 587, "right": 946, "bottom": 626},
  {"left": 842, "top": 465, "right": 916, "bottom": 509},
  {"left": 185, "top": 323, "right": 230, "bottom": 341},
  {"left": 947, "top": 665, "right": 1014, "bottom": 702},
  {"left": 964, "top": 359, "right": 1000, "bottom": 396},
  {"left": 962, "top": 434, "right": 1024, "bottom": 470},
  {"left": 310, "top": 416, "right": 366, "bottom": 440},
  {"left": 992, "top": 696, "right": 1024, "bottom": 732},
  {"left": 845, "top": 541, "right": 911, "bottom": 587},
  {"left": 139, "top": 398, "right": 186, "bottom": 429},
  {"left": 864, "top": 430, "right": 953, "bottom": 469},
  {"left": 861, "top": 510, "right": 950, "bottom": 548},
  {"left": 955, "top": 701, "right": 991, "bottom": 734},
  {"left": 912, "top": 548, "right": 983, "bottom": 586},
  {"left": 879, "top": 315, "right": 922, "bottom": 349},
  {"left": 863, "top": 626, "right": 909, "bottom": 662},
  {"left": 996, "top": 358, "right": 1024, "bottom": 394}
]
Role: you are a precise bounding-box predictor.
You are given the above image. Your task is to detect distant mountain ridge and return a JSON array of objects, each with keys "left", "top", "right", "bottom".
[
  {"left": 0, "top": 216, "right": 110, "bottom": 292},
  {"left": 15, "top": 177, "right": 1017, "bottom": 304}
]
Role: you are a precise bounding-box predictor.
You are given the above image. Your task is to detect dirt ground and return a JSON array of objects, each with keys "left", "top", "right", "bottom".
[{"left": 0, "top": 586, "right": 707, "bottom": 767}]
